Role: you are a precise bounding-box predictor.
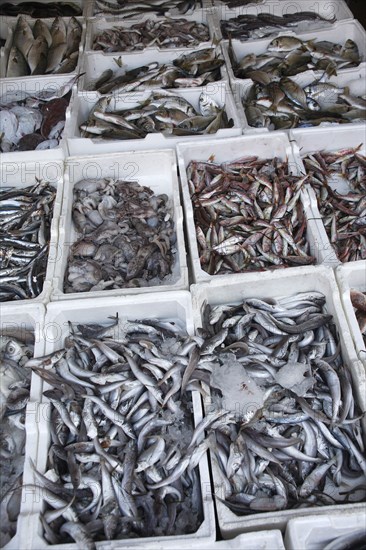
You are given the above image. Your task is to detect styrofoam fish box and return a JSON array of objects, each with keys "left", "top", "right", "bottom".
[
  {"left": 85, "top": 10, "right": 218, "bottom": 53},
  {"left": 177, "top": 133, "right": 335, "bottom": 283},
  {"left": 0, "top": 158, "right": 64, "bottom": 306},
  {"left": 221, "top": 19, "right": 366, "bottom": 85},
  {"left": 290, "top": 124, "right": 366, "bottom": 267},
  {"left": 17, "top": 291, "right": 216, "bottom": 550},
  {"left": 190, "top": 265, "right": 366, "bottom": 538},
  {"left": 232, "top": 65, "right": 366, "bottom": 133},
  {"left": 50, "top": 149, "right": 189, "bottom": 300},
  {"left": 0, "top": 302, "right": 45, "bottom": 550},
  {"left": 0, "top": 16, "right": 86, "bottom": 81},
  {"left": 66, "top": 82, "right": 241, "bottom": 155},
  {"left": 285, "top": 510, "right": 366, "bottom": 550},
  {"left": 0, "top": 75, "right": 75, "bottom": 162},
  {"left": 212, "top": 0, "right": 353, "bottom": 40},
  {"left": 78, "top": 45, "right": 229, "bottom": 95},
  {"left": 201, "top": 530, "right": 285, "bottom": 549},
  {"left": 336, "top": 261, "right": 366, "bottom": 368}
]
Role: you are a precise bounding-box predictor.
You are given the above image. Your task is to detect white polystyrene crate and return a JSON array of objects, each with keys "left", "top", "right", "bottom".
[
  {"left": 17, "top": 292, "right": 216, "bottom": 550},
  {"left": 66, "top": 82, "right": 241, "bottom": 155},
  {"left": 0, "top": 76, "right": 75, "bottom": 162},
  {"left": 221, "top": 19, "right": 366, "bottom": 85},
  {"left": 0, "top": 158, "right": 64, "bottom": 306},
  {"left": 0, "top": 302, "right": 45, "bottom": 550},
  {"left": 201, "top": 530, "right": 285, "bottom": 549},
  {"left": 0, "top": 16, "right": 86, "bottom": 80},
  {"left": 50, "top": 149, "right": 189, "bottom": 300},
  {"left": 85, "top": 10, "right": 218, "bottom": 53},
  {"left": 231, "top": 65, "right": 366, "bottom": 134},
  {"left": 177, "top": 133, "right": 332, "bottom": 283},
  {"left": 78, "top": 45, "right": 229, "bottom": 95},
  {"left": 290, "top": 123, "right": 366, "bottom": 267},
  {"left": 336, "top": 262, "right": 366, "bottom": 368},
  {"left": 212, "top": 0, "right": 354, "bottom": 40},
  {"left": 285, "top": 510, "right": 366, "bottom": 550},
  {"left": 190, "top": 265, "right": 366, "bottom": 538}
]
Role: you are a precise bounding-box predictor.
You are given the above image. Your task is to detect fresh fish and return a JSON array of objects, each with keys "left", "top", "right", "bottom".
[
  {"left": 92, "top": 18, "right": 210, "bottom": 53},
  {"left": 0, "top": 332, "right": 34, "bottom": 546},
  {"left": 243, "top": 76, "right": 365, "bottom": 130},
  {"left": 65, "top": 178, "right": 176, "bottom": 292},
  {"left": 350, "top": 290, "right": 366, "bottom": 346},
  {"left": 0, "top": 181, "right": 56, "bottom": 301},
  {"left": 87, "top": 48, "right": 224, "bottom": 94},
  {"left": 33, "top": 19, "right": 53, "bottom": 48},
  {"left": 13, "top": 15, "right": 34, "bottom": 59},
  {"left": 221, "top": 11, "right": 335, "bottom": 40},
  {"left": 231, "top": 36, "right": 362, "bottom": 80},
  {"left": 27, "top": 36, "right": 48, "bottom": 75},
  {"left": 6, "top": 16, "right": 81, "bottom": 77},
  {"left": 93, "top": 0, "right": 201, "bottom": 16},
  {"left": 186, "top": 154, "right": 313, "bottom": 276},
  {"left": 0, "top": 2, "right": 82, "bottom": 17},
  {"left": 302, "top": 147, "right": 366, "bottom": 262},
  {"left": 80, "top": 90, "right": 232, "bottom": 140},
  {"left": 0, "top": 78, "right": 73, "bottom": 152},
  {"left": 6, "top": 46, "right": 30, "bottom": 78},
  {"left": 199, "top": 291, "right": 366, "bottom": 513},
  {"left": 25, "top": 316, "right": 212, "bottom": 543}
]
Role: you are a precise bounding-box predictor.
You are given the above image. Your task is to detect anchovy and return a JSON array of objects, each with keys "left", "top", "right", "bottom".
[
  {"left": 26, "top": 316, "right": 210, "bottom": 543},
  {"left": 197, "top": 291, "right": 366, "bottom": 513}
]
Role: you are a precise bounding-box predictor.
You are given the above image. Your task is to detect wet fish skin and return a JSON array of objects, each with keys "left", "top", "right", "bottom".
[
  {"left": 26, "top": 317, "right": 208, "bottom": 543},
  {"left": 200, "top": 292, "right": 366, "bottom": 513},
  {"left": 93, "top": 18, "right": 210, "bottom": 53},
  {"left": 65, "top": 178, "right": 177, "bottom": 293},
  {"left": 6, "top": 46, "right": 30, "bottom": 78},
  {"left": 302, "top": 147, "right": 366, "bottom": 262},
  {"left": 7, "top": 16, "right": 81, "bottom": 77}
]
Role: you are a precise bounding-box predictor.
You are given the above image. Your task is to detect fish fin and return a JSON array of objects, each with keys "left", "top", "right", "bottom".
[
  {"left": 325, "top": 63, "right": 338, "bottom": 78},
  {"left": 113, "top": 56, "right": 123, "bottom": 68},
  {"left": 304, "top": 39, "right": 316, "bottom": 51}
]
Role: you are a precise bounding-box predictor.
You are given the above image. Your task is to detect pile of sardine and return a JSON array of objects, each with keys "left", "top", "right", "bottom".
[
  {"left": 231, "top": 36, "right": 361, "bottom": 80},
  {"left": 0, "top": 330, "right": 33, "bottom": 546},
  {"left": 0, "top": 2, "right": 82, "bottom": 17},
  {"left": 65, "top": 178, "right": 176, "bottom": 292},
  {"left": 80, "top": 91, "right": 231, "bottom": 140},
  {"left": 221, "top": 12, "right": 335, "bottom": 41},
  {"left": 302, "top": 147, "right": 366, "bottom": 262},
  {"left": 24, "top": 316, "right": 222, "bottom": 545},
  {"left": 92, "top": 18, "right": 210, "bottom": 52},
  {"left": 0, "top": 76, "right": 75, "bottom": 153},
  {"left": 187, "top": 155, "right": 314, "bottom": 276},
  {"left": 88, "top": 48, "right": 224, "bottom": 94},
  {"left": 0, "top": 180, "right": 56, "bottom": 301},
  {"left": 94, "top": 0, "right": 201, "bottom": 16},
  {"left": 199, "top": 292, "right": 366, "bottom": 513},
  {"left": 6, "top": 15, "right": 82, "bottom": 77},
  {"left": 243, "top": 77, "right": 366, "bottom": 130},
  {"left": 350, "top": 290, "right": 366, "bottom": 346}
]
